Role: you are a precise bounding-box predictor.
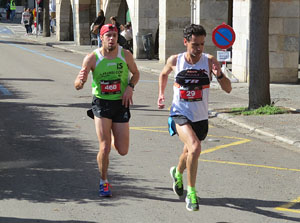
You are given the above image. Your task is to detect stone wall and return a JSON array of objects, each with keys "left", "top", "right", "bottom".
[
  {"left": 104, "top": 0, "right": 122, "bottom": 24},
  {"left": 159, "top": 0, "right": 190, "bottom": 62},
  {"left": 231, "top": 0, "right": 250, "bottom": 82},
  {"left": 57, "top": 0, "right": 96, "bottom": 45},
  {"left": 194, "top": 0, "right": 229, "bottom": 56},
  {"left": 76, "top": 1, "right": 91, "bottom": 45},
  {"left": 269, "top": 0, "right": 299, "bottom": 82},
  {"left": 133, "top": 0, "right": 159, "bottom": 59},
  {"left": 55, "top": 0, "right": 300, "bottom": 83},
  {"left": 232, "top": 0, "right": 300, "bottom": 83},
  {"left": 103, "top": 0, "right": 159, "bottom": 59},
  {"left": 56, "top": 0, "right": 74, "bottom": 41}
]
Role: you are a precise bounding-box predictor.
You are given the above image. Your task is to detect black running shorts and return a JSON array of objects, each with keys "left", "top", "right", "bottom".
[
  {"left": 92, "top": 96, "right": 131, "bottom": 123},
  {"left": 170, "top": 115, "right": 208, "bottom": 141}
]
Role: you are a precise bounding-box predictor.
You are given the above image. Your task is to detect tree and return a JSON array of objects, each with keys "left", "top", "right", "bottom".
[
  {"left": 42, "top": 0, "right": 50, "bottom": 37},
  {"left": 248, "top": 0, "right": 270, "bottom": 109}
]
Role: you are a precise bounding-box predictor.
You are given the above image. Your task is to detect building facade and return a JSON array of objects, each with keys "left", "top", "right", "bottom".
[{"left": 55, "top": 0, "right": 300, "bottom": 83}]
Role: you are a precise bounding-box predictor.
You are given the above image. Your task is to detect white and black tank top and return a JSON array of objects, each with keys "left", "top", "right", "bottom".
[{"left": 170, "top": 52, "right": 210, "bottom": 122}]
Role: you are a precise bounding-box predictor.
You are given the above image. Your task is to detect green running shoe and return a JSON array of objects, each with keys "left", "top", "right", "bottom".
[
  {"left": 185, "top": 191, "right": 199, "bottom": 211},
  {"left": 170, "top": 166, "right": 183, "bottom": 196}
]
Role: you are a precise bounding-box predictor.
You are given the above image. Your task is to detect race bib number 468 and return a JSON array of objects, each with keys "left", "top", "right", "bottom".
[{"left": 100, "top": 80, "right": 121, "bottom": 95}]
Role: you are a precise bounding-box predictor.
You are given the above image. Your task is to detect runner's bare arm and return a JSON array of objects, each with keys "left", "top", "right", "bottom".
[
  {"left": 125, "top": 49, "right": 140, "bottom": 87},
  {"left": 74, "top": 53, "right": 96, "bottom": 90},
  {"left": 122, "top": 49, "right": 140, "bottom": 107},
  {"left": 209, "top": 55, "right": 232, "bottom": 93},
  {"left": 158, "top": 55, "right": 177, "bottom": 109}
]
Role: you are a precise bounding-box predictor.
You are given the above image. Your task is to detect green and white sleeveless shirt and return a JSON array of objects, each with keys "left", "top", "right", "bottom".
[{"left": 92, "top": 46, "right": 129, "bottom": 100}]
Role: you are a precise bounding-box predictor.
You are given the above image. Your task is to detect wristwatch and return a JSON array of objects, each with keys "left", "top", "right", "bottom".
[{"left": 128, "top": 82, "right": 135, "bottom": 90}]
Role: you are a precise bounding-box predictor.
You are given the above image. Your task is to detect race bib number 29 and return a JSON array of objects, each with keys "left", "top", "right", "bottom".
[
  {"left": 180, "top": 88, "right": 202, "bottom": 101},
  {"left": 100, "top": 80, "right": 121, "bottom": 95}
]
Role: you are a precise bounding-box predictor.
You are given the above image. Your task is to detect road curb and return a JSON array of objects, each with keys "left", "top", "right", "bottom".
[{"left": 210, "top": 110, "right": 300, "bottom": 149}]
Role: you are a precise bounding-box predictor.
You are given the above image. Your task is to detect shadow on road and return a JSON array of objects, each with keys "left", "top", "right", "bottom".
[
  {"left": 0, "top": 78, "right": 54, "bottom": 82},
  {"left": 0, "top": 86, "right": 175, "bottom": 208},
  {"left": 2, "top": 85, "right": 298, "bottom": 222},
  {"left": 0, "top": 217, "right": 95, "bottom": 223},
  {"left": 201, "top": 197, "right": 300, "bottom": 222},
  {"left": 0, "top": 39, "right": 45, "bottom": 46},
  {"left": 0, "top": 88, "right": 98, "bottom": 204}
]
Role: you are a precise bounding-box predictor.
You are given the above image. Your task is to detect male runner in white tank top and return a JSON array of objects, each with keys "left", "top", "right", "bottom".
[{"left": 158, "top": 24, "right": 232, "bottom": 211}]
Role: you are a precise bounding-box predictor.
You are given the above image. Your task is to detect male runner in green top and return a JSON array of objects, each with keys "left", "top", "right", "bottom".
[{"left": 74, "top": 24, "right": 140, "bottom": 197}]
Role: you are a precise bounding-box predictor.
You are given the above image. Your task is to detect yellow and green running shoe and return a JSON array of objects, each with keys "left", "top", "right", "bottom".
[
  {"left": 170, "top": 166, "right": 183, "bottom": 196},
  {"left": 185, "top": 191, "right": 199, "bottom": 211}
]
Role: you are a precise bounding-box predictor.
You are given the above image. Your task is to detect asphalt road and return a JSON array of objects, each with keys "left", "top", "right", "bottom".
[{"left": 1, "top": 32, "right": 300, "bottom": 222}]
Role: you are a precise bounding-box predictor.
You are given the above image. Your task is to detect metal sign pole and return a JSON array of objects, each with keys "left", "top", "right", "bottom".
[{"left": 223, "top": 49, "right": 227, "bottom": 67}]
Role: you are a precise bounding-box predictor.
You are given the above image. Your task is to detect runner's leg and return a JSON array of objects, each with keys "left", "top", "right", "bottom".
[
  {"left": 94, "top": 117, "right": 113, "bottom": 180},
  {"left": 111, "top": 122, "right": 129, "bottom": 156},
  {"left": 175, "top": 124, "right": 201, "bottom": 187},
  {"left": 177, "top": 145, "right": 188, "bottom": 174}
]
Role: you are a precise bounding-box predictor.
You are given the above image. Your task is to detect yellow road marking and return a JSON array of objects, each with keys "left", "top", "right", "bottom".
[
  {"left": 130, "top": 127, "right": 251, "bottom": 154},
  {"left": 131, "top": 126, "right": 167, "bottom": 129},
  {"left": 130, "top": 125, "right": 214, "bottom": 132},
  {"left": 199, "top": 159, "right": 300, "bottom": 172},
  {"left": 130, "top": 127, "right": 168, "bottom": 133},
  {"left": 130, "top": 125, "right": 300, "bottom": 214},
  {"left": 275, "top": 197, "right": 300, "bottom": 213},
  {"left": 202, "top": 135, "right": 251, "bottom": 154}
]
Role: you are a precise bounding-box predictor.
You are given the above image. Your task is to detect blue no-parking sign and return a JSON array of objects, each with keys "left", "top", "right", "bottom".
[{"left": 212, "top": 23, "right": 236, "bottom": 49}]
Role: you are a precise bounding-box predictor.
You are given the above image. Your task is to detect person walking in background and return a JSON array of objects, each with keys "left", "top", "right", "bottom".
[
  {"left": 9, "top": 0, "right": 16, "bottom": 22},
  {"left": 50, "top": 13, "right": 56, "bottom": 33},
  {"left": 37, "top": 7, "right": 43, "bottom": 35},
  {"left": 21, "top": 8, "right": 31, "bottom": 35},
  {"left": 28, "top": 8, "right": 33, "bottom": 34},
  {"left": 121, "top": 22, "right": 133, "bottom": 52},
  {"left": 92, "top": 10, "right": 105, "bottom": 48},
  {"left": 32, "top": 7, "right": 37, "bottom": 34},
  {"left": 49, "top": 0, "right": 56, "bottom": 33},
  {"left": 157, "top": 24, "right": 232, "bottom": 211},
  {"left": 5, "top": 1, "right": 11, "bottom": 20},
  {"left": 109, "top": 16, "right": 123, "bottom": 34},
  {"left": 110, "top": 16, "right": 126, "bottom": 48},
  {"left": 74, "top": 24, "right": 140, "bottom": 197}
]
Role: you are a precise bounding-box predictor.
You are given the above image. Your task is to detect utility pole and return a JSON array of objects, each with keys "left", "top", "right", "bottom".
[
  {"left": 248, "top": 0, "right": 271, "bottom": 109},
  {"left": 43, "top": 0, "right": 50, "bottom": 37}
]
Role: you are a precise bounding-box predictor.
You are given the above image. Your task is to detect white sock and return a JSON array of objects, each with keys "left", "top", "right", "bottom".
[{"left": 100, "top": 178, "right": 108, "bottom": 184}]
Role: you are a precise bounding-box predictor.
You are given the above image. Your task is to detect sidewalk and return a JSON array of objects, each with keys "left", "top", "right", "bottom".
[{"left": 10, "top": 28, "right": 300, "bottom": 151}]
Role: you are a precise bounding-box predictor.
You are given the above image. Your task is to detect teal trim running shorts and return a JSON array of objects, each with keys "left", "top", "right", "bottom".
[{"left": 168, "top": 115, "right": 208, "bottom": 141}]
